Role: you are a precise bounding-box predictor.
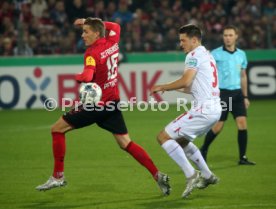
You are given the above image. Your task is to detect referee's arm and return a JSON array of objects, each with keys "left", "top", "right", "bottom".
[{"left": 241, "top": 70, "right": 250, "bottom": 109}]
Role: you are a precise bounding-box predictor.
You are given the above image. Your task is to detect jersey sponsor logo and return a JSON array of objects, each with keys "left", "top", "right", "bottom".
[
  {"left": 186, "top": 57, "right": 198, "bottom": 68},
  {"left": 86, "top": 56, "right": 96, "bottom": 66},
  {"left": 104, "top": 78, "right": 117, "bottom": 89}
]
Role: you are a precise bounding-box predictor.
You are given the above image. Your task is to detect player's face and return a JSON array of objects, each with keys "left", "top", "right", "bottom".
[
  {"left": 223, "top": 29, "right": 238, "bottom": 47},
  {"left": 82, "top": 25, "right": 99, "bottom": 46},
  {"left": 179, "top": 34, "right": 194, "bottom": 54}
]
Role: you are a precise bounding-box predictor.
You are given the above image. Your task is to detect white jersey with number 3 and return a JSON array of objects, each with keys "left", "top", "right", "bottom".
[
  {"left": 165, "top": 46, "right": 222, "bottom": 141},
  {"left": 185, "top": 46, "right": 220, "bottom": 102}
]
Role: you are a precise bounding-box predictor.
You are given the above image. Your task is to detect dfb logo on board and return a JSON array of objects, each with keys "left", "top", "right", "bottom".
[{"left": 0, "top": 67, "right": 51, "bottom": 109}]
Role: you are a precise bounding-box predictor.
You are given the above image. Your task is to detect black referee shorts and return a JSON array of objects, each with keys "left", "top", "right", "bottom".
[
  {"left": 219, "top": 89, "right": 247, "bottom": 121},
  {"left": 62, "top": 101, "right": 128, "bottom": 135}
]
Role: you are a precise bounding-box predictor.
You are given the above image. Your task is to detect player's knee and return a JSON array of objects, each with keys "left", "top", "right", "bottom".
[
  {"left": 238, "top": 123, "right": 247, "bottom": 130},
  {"left": 212, "top": 127, "right": 222, "bottom": 135},
  {"left": 156, "top": 133, "right": 163, "bottom": 144},
  {"left": 51, "top": 125, "right": 58, "bottom": 133},
  {"left": 114, "top": 135, "right": 131, "bottom": 150},
  {"left": 236, "top": 120, "right": 247, "bottom": 129},
  {"left": 235, "top": 116, "right": 247, "bottom": 129},
  {"left": 156, "top": 131, "right": 169, "bottom": 145},
  {"left": 212, "top": 122, "right": 224, "bottom": 134},
  {"left": 156, "top": 134, "right": 162, "bottom": 144},
  {"left": 119, "top": 141, "right": 129, "bottom": 150},
  {"left": 51, "top": 124, "right": 64, "bottom": 133},
  {"left": 51, "top": 117, "right": 72, "bottom": 133}
]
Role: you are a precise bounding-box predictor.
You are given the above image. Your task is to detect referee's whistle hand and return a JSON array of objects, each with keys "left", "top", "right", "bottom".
[{"left": 244, "top": 98, "right": 250, "bottom": 109}]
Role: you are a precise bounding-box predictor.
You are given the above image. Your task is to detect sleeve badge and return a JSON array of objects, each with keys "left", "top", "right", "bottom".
[
  {"left": 186, "top": 57, "right": 198, "bottom": 68},
  {"left": 86, "top": 56, "right": 96, "bottom": 66}
]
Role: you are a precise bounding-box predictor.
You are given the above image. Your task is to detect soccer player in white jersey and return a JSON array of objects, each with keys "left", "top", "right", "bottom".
[{"left": 150, "top": 24, "right": 221, "bottom": 198}]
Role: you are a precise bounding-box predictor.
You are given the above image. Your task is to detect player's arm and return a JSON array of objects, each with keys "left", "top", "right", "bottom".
[
  {"left": 104, "top": 21, "right": 120, "bottom": 42},
  {"left": 176, "top": 87, "right": 191, "bottom": 94},
  {"left": 241, "top": 69, "right": 250, "bottom": 108},
  {"left": 150, "top": 69, "right": 196, "bottom": 94},
  {"left": 75, "top": 55, "right": 96, "bottom": 83},
  {"left": 75, "top": 67, "right": 95, "bottom": 83}
]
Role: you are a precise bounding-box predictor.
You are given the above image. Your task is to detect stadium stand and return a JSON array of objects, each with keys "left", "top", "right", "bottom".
[{"left": 0, "top": 0, "right": 275, "bottom": 56}]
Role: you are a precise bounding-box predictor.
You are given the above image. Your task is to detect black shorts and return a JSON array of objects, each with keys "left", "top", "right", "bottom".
[
  {"left": 63, "top": 101, "right": 128, "bottom": 135},
  {"left": 219, "top": 89, "right": 247, "bottom": 121}
]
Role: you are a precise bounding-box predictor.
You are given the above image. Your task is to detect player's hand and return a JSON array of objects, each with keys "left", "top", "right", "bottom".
[
  {"left": 244, "top": 98, "right": 250, "bottom": 109},
  {"left": 75, "top": 74, "right": 82, "bottom": 83},
  {"left": 150, "top": 85, "right": 165, "bottom": 95},
  {"left": 74, "top": 18, "right": 85, "bottom": 26}
]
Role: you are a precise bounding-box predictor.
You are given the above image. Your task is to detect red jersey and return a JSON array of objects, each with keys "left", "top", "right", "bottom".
[{"left": 76, "top": 22, "right": 120, "bottom": 103}]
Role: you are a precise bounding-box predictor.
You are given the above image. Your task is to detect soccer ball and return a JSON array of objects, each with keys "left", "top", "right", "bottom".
[{"left": 79, "top": 82, "right": 102, "bottom": 104}]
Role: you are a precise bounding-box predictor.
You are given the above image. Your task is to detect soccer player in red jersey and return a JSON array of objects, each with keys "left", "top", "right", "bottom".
[{"left": 36, "top": 17, "right": 171, "bottom": 195}]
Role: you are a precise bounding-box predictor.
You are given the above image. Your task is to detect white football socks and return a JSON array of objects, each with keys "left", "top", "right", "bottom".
[
  {"left": 162, "top": 140, "right": 195, "bottom": 178},
  {"left": 183, "top": 142, "right": 212, "bottom": 179}
]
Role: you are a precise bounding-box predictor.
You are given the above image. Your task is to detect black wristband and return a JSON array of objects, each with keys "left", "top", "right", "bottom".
[{"left": 244, "top": 96, "right": 248, "bottom": 99}]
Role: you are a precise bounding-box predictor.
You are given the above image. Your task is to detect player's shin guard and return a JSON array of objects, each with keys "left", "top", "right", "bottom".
[
  {"left": 126, "top": 141, "right": 158, "bottom": 179},
  {"left": 52, "top": 132, "right": 66, "bottom": 179}
]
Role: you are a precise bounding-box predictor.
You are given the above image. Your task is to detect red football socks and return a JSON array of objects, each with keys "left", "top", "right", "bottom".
[
  {"left": 51, "top": 134, "right": 158, "bottom": 180},
  {"left": 52, "top": 132, "right": 65, "bottom": 178},
  {"left": 126, "top": 141, "right": 158, "bottom": 179}
]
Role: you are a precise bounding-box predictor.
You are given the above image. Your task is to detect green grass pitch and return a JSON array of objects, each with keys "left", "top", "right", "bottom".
[{"left": 0, "top": 100, "right": 276, "bottom": 209}]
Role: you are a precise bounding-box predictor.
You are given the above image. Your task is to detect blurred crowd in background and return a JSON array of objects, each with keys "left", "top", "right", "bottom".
[{"left": 0, "top": 0, "right": 275, "bottom": 56}]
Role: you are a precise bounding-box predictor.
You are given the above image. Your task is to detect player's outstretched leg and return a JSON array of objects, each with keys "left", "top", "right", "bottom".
[
  {"left": 125, "top": 141, "right": 171, "bottom": 196},
  {"left": 36, "top": 131, "right": 67, "bottom": 191},
  {"left": 159, "top": 132, "right": 198, "bottom": 198}
]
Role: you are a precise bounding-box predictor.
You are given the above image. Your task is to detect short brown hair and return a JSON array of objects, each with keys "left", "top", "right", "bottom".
[
  {"left": 179, "top": 24, "right": 202, "bottom": 40},
  {"left": 223, "top": 25, "right": 238, "bottom": 34},
  {"left": 84, "top": 17, "right": 105, "bottom": 37}
]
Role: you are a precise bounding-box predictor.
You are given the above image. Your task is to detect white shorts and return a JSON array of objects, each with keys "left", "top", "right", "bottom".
[{"left": 165, "top": 104, "right": 221, "bottom": 141}]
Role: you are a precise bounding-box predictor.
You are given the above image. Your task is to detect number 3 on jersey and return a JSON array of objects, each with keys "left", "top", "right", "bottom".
[
  {"left": 107, "top": 53, "right": 119, "bottom": 80},
  {"left": 210, "top": 61, "right": 218, "bottom": 88}
]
